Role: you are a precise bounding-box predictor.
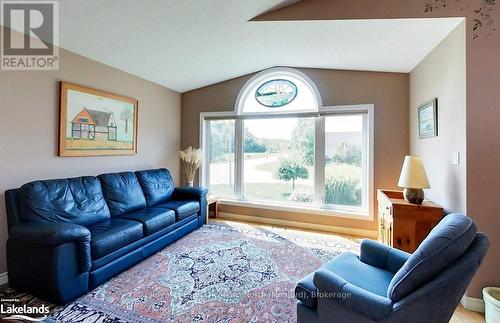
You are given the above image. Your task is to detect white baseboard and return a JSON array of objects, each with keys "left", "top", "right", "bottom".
[
  {"left": 461, "top": 294, "right": 485, "bottom": 313},
  {"left": 0, "top": 272, "right": 8, "bottom": 285},
  {"left": 218, "top": 211, "right": 378, "bottom": 238}
]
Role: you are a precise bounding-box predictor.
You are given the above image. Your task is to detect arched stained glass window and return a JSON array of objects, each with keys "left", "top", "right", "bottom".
[{"left": 255, "top": 79, "right": 298, "bottom": 108}]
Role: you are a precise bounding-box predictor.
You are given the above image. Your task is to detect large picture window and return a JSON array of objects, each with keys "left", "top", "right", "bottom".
[{"left": 201, "top": 68, "right": 372, "bottom": 217}]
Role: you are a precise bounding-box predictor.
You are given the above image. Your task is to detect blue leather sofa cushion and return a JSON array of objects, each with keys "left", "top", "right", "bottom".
[
  {"left": 18, "top": 177, "right": 110, "bottom": 226},
  {"left": 135, "top": 169, "right": 174, "bottom": 206},
  {"left": 388, "top": 213, "right": 476, "bottom": 301},
  {"left": 120, "top": 207, "right": 175, "bottom": 235},
  {"left": 87, "top": 219, "right": 143, "bottom": 259},
  {"left": 156, "top": 200, "right": 200, "bottom": 221},
  {"left": 98, "top": 172, "right": 147, "bottom": 216}
]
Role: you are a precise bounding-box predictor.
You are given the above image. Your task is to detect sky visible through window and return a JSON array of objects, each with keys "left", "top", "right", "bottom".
[{"left": 247, "top": 115, "right": 362, "bottom": 139}]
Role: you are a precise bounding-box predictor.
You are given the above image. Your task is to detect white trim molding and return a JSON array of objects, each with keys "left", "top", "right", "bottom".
[
  {"left": 0, "top": 272, "right": 9, "bottom": 285},
  {"left": 461, "top": 294, "right": 485, "bottom": 313}
]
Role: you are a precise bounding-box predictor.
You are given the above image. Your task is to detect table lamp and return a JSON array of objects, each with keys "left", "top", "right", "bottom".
[{"left": 397, "top": 155, "right": 430, "bottom": 204}]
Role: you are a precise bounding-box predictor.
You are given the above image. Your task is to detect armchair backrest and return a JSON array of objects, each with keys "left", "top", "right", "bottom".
[
  {"left": 387, "top": 213, "right": 477, "bottom": 301},
  {"left": 392, "top": 232, "right": 489, "bottom": 321}
]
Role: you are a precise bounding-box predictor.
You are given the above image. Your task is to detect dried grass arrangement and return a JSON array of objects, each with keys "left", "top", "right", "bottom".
[{"left": 179, "top": 146, "right": 203, "bottom": 186}]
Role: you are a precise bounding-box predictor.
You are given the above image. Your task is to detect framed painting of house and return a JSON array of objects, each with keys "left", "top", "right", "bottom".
[{"left": 59, "top": 82, "right": 138, "bottom": 156}]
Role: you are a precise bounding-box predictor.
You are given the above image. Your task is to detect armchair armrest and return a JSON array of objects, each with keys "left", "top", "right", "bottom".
[
  {"left": 9, "top": 222, "right": 91, "bottom": 272},
  {"left": 313, "top": 268, "right": 393, "bottom": 320},
  {"left": 360, "top": 239, "right": 410, "bottom": 273},
  {"left": 173, "top": 186, "right": 208, "bottom": 200}
]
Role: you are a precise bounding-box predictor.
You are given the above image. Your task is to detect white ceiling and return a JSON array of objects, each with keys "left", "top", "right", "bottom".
[{"left": 54, "top": 1, "right": 463, "bottom": 93}]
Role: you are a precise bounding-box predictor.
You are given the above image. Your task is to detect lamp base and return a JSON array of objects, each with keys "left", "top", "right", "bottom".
[{"left": 403, "top": 188, "right": 424, "bottom": 205}]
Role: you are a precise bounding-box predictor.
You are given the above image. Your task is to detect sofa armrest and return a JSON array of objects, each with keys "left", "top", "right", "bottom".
[
  {"left": 173, "top": 186, "right": 208, "bottom": 200},
  {"left": 360, "top": 239, "right": 411, "bottom": 273},
  {"left": 9, "top": 222, "right": 91, "bottom": 272},
  {"left": 173, "top": 186, "right": 209, "bottom": 226},
  {"left": 10, "top": 222, "right": 91, "bottom": 245},
  {"left": 313, "top": 268, "right": 393, "bottom": 320}
]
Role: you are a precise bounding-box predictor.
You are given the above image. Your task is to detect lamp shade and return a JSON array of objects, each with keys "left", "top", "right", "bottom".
[{"left": 398, "top": 156, "right": 431, "bottom": 189}]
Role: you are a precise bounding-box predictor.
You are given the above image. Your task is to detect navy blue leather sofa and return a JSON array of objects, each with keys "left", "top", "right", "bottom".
[{"left": 4, "top": 168, "right": 207, "bottom": 304}]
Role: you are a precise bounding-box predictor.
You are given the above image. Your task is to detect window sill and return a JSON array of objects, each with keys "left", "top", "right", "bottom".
[{"left": 218, "top": 199, "right": 372, "bottom": 221}]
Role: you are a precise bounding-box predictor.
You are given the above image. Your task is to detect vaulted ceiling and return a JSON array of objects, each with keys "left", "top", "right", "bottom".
[{"left": 54, "top": 0, "right": 463, "bottom": 92}]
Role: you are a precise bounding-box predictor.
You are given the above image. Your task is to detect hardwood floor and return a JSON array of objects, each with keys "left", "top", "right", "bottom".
[{"left": 451, "top": 304, "right": 485, "bottom": 323}]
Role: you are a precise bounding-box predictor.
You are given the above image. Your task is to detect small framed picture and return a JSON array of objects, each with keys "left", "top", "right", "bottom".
[{"left": 418, "top": 98, "right": 438, "bottom": 139}]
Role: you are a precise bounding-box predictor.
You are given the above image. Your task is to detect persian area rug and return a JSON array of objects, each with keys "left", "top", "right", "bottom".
[{"left": 4, "top": 221, "right": 360, "bottom": 322}]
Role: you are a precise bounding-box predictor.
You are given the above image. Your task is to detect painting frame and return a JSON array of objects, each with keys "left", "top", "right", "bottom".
[
  {"left": 418, "top": 98, "right": 438, "bottom": 139},
  {"left": 59, "top": 81, "right": 138, "bottom": 156}
]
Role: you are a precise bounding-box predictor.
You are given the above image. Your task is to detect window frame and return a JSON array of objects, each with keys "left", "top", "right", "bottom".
[
  {"left": 320, "top": 110, "right": 370, "bottom": 215},
  {"left": 199, "top": 104, "right": 374, "bottom": 221}
]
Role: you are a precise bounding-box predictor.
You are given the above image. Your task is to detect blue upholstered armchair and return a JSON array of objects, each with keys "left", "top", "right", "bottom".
[{"left": 295, "top": 214, "right": 489, "bottom": 323}]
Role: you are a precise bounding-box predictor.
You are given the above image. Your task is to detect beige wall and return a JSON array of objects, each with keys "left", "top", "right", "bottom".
[
  {"left": 252, "top": 0, "right": 500, "bottom": 301},
  {"left": 182, "top": 68, "right": 409, "bottom": 232},
  {"left": 0, "top": 34, "right": 181, "bottom": 273},
  {"left": 410, "top": 22, "right": 466, "bottom": 213}
]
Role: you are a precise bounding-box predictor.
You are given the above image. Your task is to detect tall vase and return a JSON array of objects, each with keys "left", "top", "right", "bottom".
[{"left": 187, "top": 180, "right": 194, "bottom": 187}]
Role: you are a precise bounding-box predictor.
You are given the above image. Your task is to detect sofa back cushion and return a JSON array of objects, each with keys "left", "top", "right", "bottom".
[
  {"left": 135, "top": 168, "right": 174, "bottom": 206},
  {"left": 19, "top": 176, "right": 110, "bottom": 226},
  {"left": 98, "top": 172, "right": 147, "bottom": 216},
  {"left": 387, "top": 213, "right": 476, "bottom": 301}
]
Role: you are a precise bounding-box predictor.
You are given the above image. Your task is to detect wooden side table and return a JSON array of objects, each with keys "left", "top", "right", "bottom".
[
  {"left": 206, "top": 195, "right": 219, "bottom": 223},
  {"left": 377, "top": 189, "right": 443, "bottom": 253}
]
